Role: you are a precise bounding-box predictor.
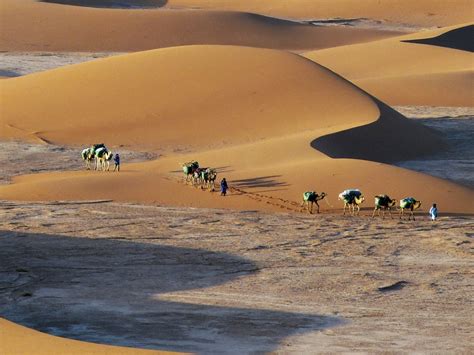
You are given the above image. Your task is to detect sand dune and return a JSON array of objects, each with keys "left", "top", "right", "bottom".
[
  {"left": 1, "top": 45, "right": 473, "bottom": 214},
  {"left": 1, "top": 0, "right": 398, "bottom": 52},
  {"left": 0, "top": 318, "right": 180, "bottom": 354},
  {"left": 0, "top": 45, "right": 439, "bottom": 157},
  {"left": 305, "top": 24, "right": 474, "bottom": 106},
  {"left": 167, "top": 0, "right": 474, "bottom": 27}
]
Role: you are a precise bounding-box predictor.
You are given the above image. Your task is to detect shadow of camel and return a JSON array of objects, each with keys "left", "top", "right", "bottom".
[
  {"left": 231, "top": 175, "right": 289, "bottom": 189},
  {"left": 41, "top": 0, "right": 168, "bottom": 9},
  {"left": 0, "top": 230, "right": 342, "bottom": 354}
]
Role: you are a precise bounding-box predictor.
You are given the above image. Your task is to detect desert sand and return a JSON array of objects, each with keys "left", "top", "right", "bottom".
[
  {"left": 305, "top": 24, "right": 474, "bottom": 106},
  {"left": 1, "top": 0, "right": 400, "bottom": 52},
  {"left": 1, "top": 45, "right": 473, "bottom": 214},
  {"left": 1, "top": 0, "right": 473, "bottom": 353},
  {"left": 0, "top": 318, "right": 180, "bottom": 354},
  {"left": 166, "top": 0, "right": 474, "bottom": 27}
]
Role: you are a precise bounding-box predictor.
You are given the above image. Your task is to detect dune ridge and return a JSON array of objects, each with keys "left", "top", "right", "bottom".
[
  {"left": 305, "top": 24, "right": 474, "bottom": 106},
  {"left": 166, "top": 0, "right": 474, "bottom": 27},
  {"left": 1, "top": 45, "right": 473, "bottom": 214},
  {"left": 1, "top": 0, "right": 399, "bottom": 52}
]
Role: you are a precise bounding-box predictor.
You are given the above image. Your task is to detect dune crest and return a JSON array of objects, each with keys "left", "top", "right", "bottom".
[
  {"left": 305, "top": 24, "right": 474, "bottom": 106},
  {"left": 166, "top": 0, "right": 474, "bottom": 27},
  {"left": 1, "top": 0, "right": 399, "bottom": 52}
]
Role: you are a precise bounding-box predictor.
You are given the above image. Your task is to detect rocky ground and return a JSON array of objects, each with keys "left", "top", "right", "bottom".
[{"left": 1, "top": 198, "right": 473, "bottom": 353}]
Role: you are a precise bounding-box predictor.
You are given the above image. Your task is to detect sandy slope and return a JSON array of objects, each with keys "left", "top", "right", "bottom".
[
  {"left": 1, "top": 45, "right": 473, "bottom": 214},
  {"left": 167, "top": 0, "right": 474, "bottom": 27},
  {"left": 0, "top": 318, "right": 180, "bottom": 354},
  {"left": 0, "top": 0, "right": 398, "bottom": 52},
  {"left": 305, "top": 24, "right": 474, "bottom": 106}
]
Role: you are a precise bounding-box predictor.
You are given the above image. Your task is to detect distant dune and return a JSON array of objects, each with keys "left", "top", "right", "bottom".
[
  {"left": 1, "top": 45, "right": 473, "bottom": 214},
  {"left": 305, "top": 24, "right": 474, "bottom": 106},
  {"left": 166, "top": 0, "right": 474, "bottom": 27},
  {"left": 1, "top": 0, "right": 399, "bottom": 52}
]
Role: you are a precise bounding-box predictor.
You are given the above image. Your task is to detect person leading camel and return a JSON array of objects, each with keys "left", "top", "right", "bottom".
[{"left": 220, "top": 178, "right": 228, "bottom": 196}]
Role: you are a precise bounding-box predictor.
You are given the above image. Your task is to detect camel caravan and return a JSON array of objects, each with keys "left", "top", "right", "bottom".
[
  {"left": 179, "top": 161, "right": 425, "bottom": 219},
  {"left": 81, "top": 143, "right": 114, "bottom": 171},
  {"left": 182, "top": 161, "right": 218, "bottom": 191}
]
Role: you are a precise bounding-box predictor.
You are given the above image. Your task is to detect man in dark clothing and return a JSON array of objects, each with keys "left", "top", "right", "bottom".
[
  {"left": 113, "top": 153, "right": 120, "bottom": 172},
  {"left": 220, "top": 178, "right": 228, "bottom": 196}
]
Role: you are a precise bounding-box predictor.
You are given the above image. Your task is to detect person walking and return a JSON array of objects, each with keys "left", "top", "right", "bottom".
[
  {"left": 220, "top": 178, "right": 228, "bottom": 196},
  {"left": 113, "top": 153, "right": 120, "bottom": 172},
  {"left": 429, "top": 203, "right": 438, "bottom": 221}
]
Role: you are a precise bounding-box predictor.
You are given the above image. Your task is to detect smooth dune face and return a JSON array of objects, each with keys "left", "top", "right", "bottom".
[
  {"left": 0, "top": 45, "right": 380, "bottom": 148},
  {"left": 41, "top": 0, "right": 167, "bottom": 8},
  {"left": 0, "top": 0, "right": 399, "bottom": 52},
  {"left": 2, "top": 44, "right": 473, "bottom": 214},
  {"left": 0, "top": 318, "right": 181, "bottom": 355},
  {"left": 305, "top": 24, "right": 474, "bottom": 106},
  {"left": 167, "top": 0, "right": 474, "bottom": 27}
]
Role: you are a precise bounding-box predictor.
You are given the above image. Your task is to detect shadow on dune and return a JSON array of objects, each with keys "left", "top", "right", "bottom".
[
  {"left": 231, "top": 175, "right": 290, "bottom": 189},
  {"left": 311, "top": 98, "right": 445, "bottom": 163},
  {"left": 41, "top": 0, "right": 167, "bottom": 9},
  {"left": 0, "top": 230, "right": 342, "bottom": 353},
  {"left": 402, "top": 25, "right": 474, "bottom": 52}
]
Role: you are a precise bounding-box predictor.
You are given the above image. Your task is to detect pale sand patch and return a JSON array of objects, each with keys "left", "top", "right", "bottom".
[{"left": 1, "top": 200, "right": 472, "bottom": 353}]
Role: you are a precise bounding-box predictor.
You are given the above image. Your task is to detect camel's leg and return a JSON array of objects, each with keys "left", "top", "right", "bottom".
[
  {"left": 343, "top": 203, "right": 346, "bottom": 215},
  {"left": 315, "top": 201, "right": 320, "bottom": 214},
  {"left": 356, "top": 204, "right": 360, "bottom": 215},
  {"left": 372, "top": 207, "right": 377, "bottom": 218}
]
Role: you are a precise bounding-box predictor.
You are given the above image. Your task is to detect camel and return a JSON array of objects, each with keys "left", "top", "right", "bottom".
[
  {"left": 95, "top": 147, "right": 113, "bottom": 171},
  {"left": 301, "top": 191, "right": 327, "bottom": 214},
  {"left": 201, "top": 168, "right": 217, "bottom": 191},
  {"left": 339, "top": 189, "right": 365, "bottom": 215},
  {"left": 372, "top": 194, "right": 397, "bottom": 218},
  {"left": 399, "top": 197, "right": 422, "bottom": 220},
  {"left": 81, "top": 143, "right": 107, "bottom": 170},
  {"left": 182, "top": 161, "right": 199, "bottom": 183},
  {"left": 192, "top": 167, "right": 207, "bottom": 187},
  {"left": 81, "top": 148, "right": 95, "bottom": 170}
]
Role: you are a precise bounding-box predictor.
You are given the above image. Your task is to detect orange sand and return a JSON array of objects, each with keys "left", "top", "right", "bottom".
[
  {"left": 0, "top": 318, "right": 183, "bottom": 355},
  {"left": 305, "top": 24, "right": 474, "bottom": 106},
  {"left": 1, "top": 0, "right": 399, "bottom": 52},
  {"left": 167, "top": 0, "right": 474, "bottom": 27},
  {"left": 1, "top": 45, "right": 472, "bottom": 214}
]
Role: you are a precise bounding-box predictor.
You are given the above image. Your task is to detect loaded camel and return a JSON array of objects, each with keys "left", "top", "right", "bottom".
[
  {"left": 182, "top": 161, "right": 199, "bottom": 184},
  {"left": 201, "top": 168, "right": 218, "bottom": 191},
  {"left": 81, "top": 143, "right": 106, "bottom": 170},
  {"left": 372, "top": 194, "right": 397, "bottom": 218},
  {"left": 339, "top": 189, "right": 365, "bottom": 215},
  {"left": 81, "top": 148, "right": 95, "bottom": 170},
  {"left": 301, "top": 191, "right": 327, "bottom": 214},
  {"left": 95, "top": 147, "right": 113, "bottom": 171},
  {"left": 399, "top": 197, "right": 422, "bottom": 220}
]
